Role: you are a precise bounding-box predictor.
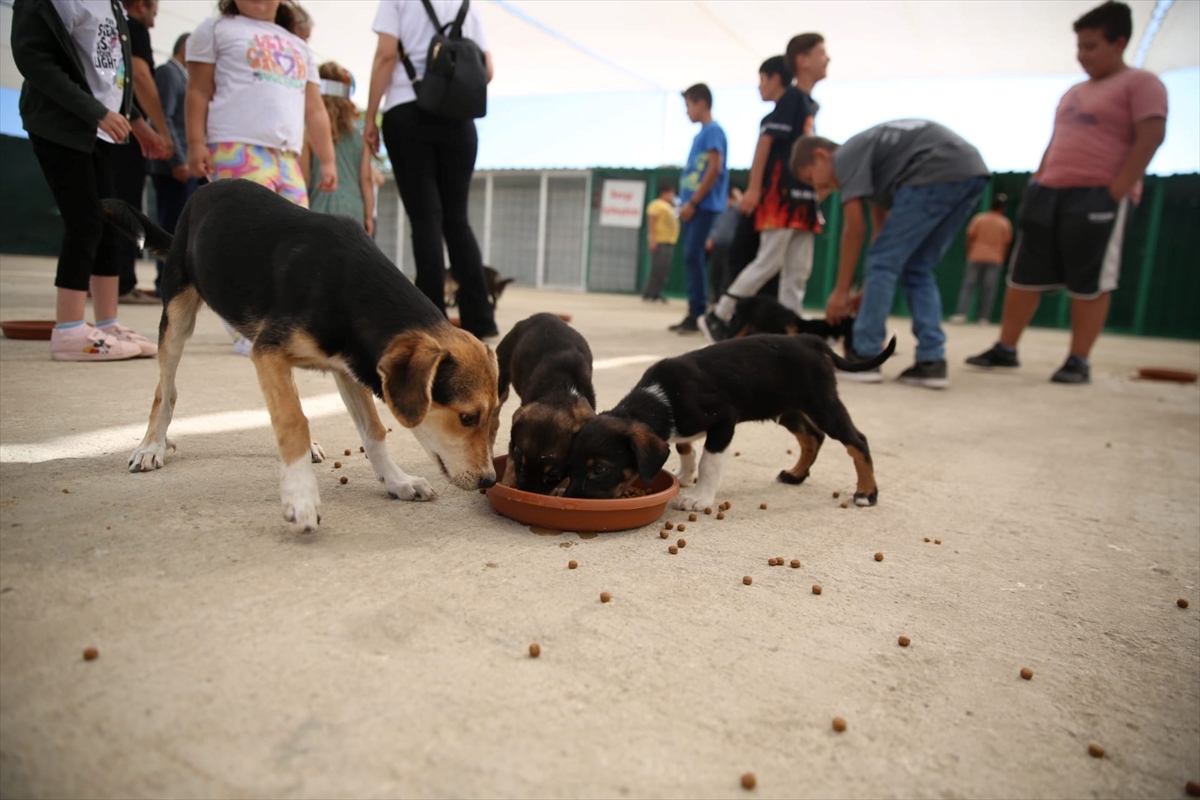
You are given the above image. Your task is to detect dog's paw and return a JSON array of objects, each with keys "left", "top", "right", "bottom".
[
  {"left": 281, "top": 462, "right": 321, "bottom": 533},
  {"left": 854, "top": 490, "right": 878, "bottom": 507},
  {"left": 309, "top": 441, "right": 326, "bottom": 463},
  {"left": 129, "top": 442, "right": 169, "bottom": 472},
  {"left": 672, "top": 467, "right": 698, "bottom": 485},
  {"left": 382, "top": 473, "right": 437, "bottom": 502},
  {"left": 777, "top": 469, "right": 809, "bottom": 485},
  {"left": 672, "top": 492, "right": 715, "bottom": 512},
  {"left": 282, "top": 496, "right": 321, "bottom": 533}
]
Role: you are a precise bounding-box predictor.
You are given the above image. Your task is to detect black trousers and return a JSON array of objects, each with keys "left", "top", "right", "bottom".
[
  {"left": 109, "top": 140, "right": 147, "bottom": 295},
  {"left": 29, "top": 134, "right": 123, "bottom": 292},
  {"left": 381, "top": 101, "right": 495, "bottom": 337},
  {"left": 151, "top": 173, "right": 199, "bottom": 293}
]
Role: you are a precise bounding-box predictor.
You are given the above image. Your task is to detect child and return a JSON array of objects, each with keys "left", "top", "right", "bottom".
[
  {"left": 186, "top": 0, "right": 337, "bottom": 353},
  {"left": 13, "top": 0, "right": 167, "bottom": 361},
  {"left": 949, "top": 193, "right": 1012, "bottom": 324},
  {"left": 642, "top": 183, "right": 679, "bottom": 303},
  {"left": 302, "top": 62, "right": 376, "bottom": 237},
  {"left": 791, "top": 120, "right": 990, "bottom": 389}
]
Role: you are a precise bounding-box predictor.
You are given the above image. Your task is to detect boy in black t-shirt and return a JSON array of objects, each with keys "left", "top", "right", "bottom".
[{"left": 701, "top": 35, "right": 829, "bottom": 344}]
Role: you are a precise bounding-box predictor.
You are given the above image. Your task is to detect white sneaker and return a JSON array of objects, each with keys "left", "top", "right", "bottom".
[
  {"left": 97, "top": 322, "right": 157, "bottom": 357},
  {"left": 948, "top": 314, "right": 967, "bottom": 324},
  {"left": 50, "top": 323, "right": 140, "bottom": 362},
  {"left": 221, "top": 318, "right": 252, "bottom": 357}
]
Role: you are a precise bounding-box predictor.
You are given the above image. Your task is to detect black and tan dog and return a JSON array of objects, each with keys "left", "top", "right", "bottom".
[
  {"left": 102, "top": 180, "right": 500, "bottom": 533},
  {"left": 728, "top": 295, "right": 856, "bottom": 355},
  {"left": 495, "top": 313, "right": 596, "bottom": 494},
  {"left": 563, "top": 334, "right": 895, "bottom": 510}
]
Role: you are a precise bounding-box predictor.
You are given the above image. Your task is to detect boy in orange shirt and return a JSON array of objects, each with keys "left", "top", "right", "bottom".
[{"left": 950, "top": 194, "right": 1012, "bottom": 324}]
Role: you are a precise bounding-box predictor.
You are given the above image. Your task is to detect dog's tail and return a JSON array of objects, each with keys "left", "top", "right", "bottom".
[
  {"left": 827, "top": 335, "right": 897, "bottom": 372},
  {"left": 100, "top": 199, "right": 173, "bottom": 259}
]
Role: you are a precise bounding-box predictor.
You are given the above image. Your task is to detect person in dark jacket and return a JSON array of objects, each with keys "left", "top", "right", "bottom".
[
  {"left": 148, "top": 32, "right": 196, "bottom": 296},
  {"left": 12, "top": 0, "right": 166, "bottom": 361}
]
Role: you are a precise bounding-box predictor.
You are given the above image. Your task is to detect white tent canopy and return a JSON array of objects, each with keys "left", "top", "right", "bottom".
[{"left": 2, "top": 0, "right": 1197, "bottom": 99}]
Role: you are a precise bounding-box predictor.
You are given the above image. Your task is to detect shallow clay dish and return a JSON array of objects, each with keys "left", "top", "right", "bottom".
[
  {"left": 1137, "top": 367, "right": 1198, "bottom": 383},
  {"left": 0, "top": 320, "right": 54, "bottom": 341},
  {"left": 486, "top": 455, "right": 678, "bottom": 532}
]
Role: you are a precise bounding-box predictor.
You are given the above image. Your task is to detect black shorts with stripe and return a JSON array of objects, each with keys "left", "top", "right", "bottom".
[{"left": 1007, "top": 184, "right": 1131, "bottom": 299}]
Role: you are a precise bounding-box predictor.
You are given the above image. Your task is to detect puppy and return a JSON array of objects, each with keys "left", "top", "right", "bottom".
[
  {"left": 728, "top": 295, "right": 856, "bottom": 354},
  {"left": 563, "top": 334, "right": 896, "bottom": 510},
  {"left": 101, "top": 180, "right": 500, "bottom": 533},
  {"left": 495, "top": 313, "right": 596, "bottom": 494},
  {"left": 446, "top": 266, "right": 515, "bottom": 309}
]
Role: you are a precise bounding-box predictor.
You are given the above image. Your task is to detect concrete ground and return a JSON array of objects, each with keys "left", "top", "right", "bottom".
[{"left": 0, "top": 253, "right": 1197, "bottom": 800}]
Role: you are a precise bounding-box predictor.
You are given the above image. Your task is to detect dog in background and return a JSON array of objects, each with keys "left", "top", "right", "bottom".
[
  {"left": 102, "top": 180, "right": 500, "bottom": 533},
  {"left": 446, "top": 266, "right": 515, "bottom": 309},
  {"left": 727, "top": 294, "right": 861, "bottom": 355},
  {"left": 495, "top": 313, "right": 596, "bottom": 494},
  {"left": 563, "top": 334, "right": 895, "bottom": 510}
]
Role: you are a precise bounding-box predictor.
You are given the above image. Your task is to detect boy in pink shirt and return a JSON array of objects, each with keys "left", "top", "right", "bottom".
[{"left": 967, "top": 0, "right": 1167, "bottom": 384}]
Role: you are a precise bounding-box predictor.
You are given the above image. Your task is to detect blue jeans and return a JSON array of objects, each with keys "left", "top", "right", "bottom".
[
  {"left": 853, "top": 176, "right": 988, "bottom": 363},
  {"left": 682, "top": 208, "right": 719, "bottom": 318}
]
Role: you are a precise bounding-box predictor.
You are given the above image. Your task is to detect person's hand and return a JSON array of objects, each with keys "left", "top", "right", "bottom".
[
  {"left": 679, "top": 200, "right": 695, "bottom": 223},
  {"left": 132, "top": 119, "right": 167, "bottom": 159},
  {"left": 826, "top": 288, "right": 852, "bottom": 323},
  {"left": 317, "top": 161, "right": 338, "bottom": 193},
  {"left": 1106, "top": 183, "right": 1125, "bottom": 203},
  {"left": 847, "top": 290, "right": 864, "bottom": 314},
  {"left": 705, "top": 238, "right": 714, "bottom": 253},
  {"left": 364, "top": 118, "right": 380, "bottom": 155},
  {"left": 172, "top": 164, "right": 191, "bottom": 183},
  {"left": 648, "top": 241, "right": 657, "bottom": 253},
  {"left": 98, "top": 110, "right": 132, "bottom": 143},
  {"left": 365, "top": 215, "right": 375, "bottom": 238},
  {"left": 188, "top": 144, "right": 215, "bottom": 179},
  {"left": 737, "top": 188, "right": 760, "bottom": 215}
]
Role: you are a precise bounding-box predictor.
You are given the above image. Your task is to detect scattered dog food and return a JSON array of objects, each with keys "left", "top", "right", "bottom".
[
  {"left": 668, "top": 546, "right": 678, "bottom": 555},
  {"left": 812, "top": 585, "right": 822, "bottom": 595},
  {"left": 724, "top": 502, "right": 732, "bottom": 510},
  {"left": 1087, "top": 743, "right": 1105, "bottom": 758},
  {"left": 359, "top": 446, "right": 365, "bottom": 453},
  {"left": 568, "top": 561, "right": 578, "bottom": 569},
  {"left": 934, "top": 539, "right": 942, "bottom": 545},
  {"left": 665, "top": 521, "right": 674, "bottom": 530},
  {"left": 735, "top": 452, "right": 740, "bottom": 457},
  {"left": 832, "top": 491, "right": 840, "bottom": 499},
  {"left": 790, "top": 559, "right": 801, "bottom": 569},
  {"left": 759, "top": 503, "right": 767, "bottom": 510},
  {"left": 529, "top": 643, "right": 541, "bottom": 658},
  {"left": 688, "top": 513, "right": 697, "bottom": 522},
  {"left": 1179, "top": 598, "right": 1190, "bottom": 609},
  {"left": 832, "top": 717, "right": 847, "bottom": 732},
  {"left": 1020, "top": 667, "right": 1033, "bottom": 680},
  {"left": 333, "top": 461, "right": 342, "bottom": 468},
  {"left": 716, "top": 512, "right": 725, "bottom": 520},
  {"left": 677, "top": 524, "right": 686, "bottom": 532},
  {"left": 677, "top": 538, "right": 686, "bottom": 548},
  {"left": 874, "top": 552, "right": 884, "bottom": 562},
  {"left": 787, "top": 449, "right": 793, "bottom": 455},
  {"left": 768, "top": 558, "right": 778, "bottom": 566},
  {"left": 83, "top": 647, "right": 98, "bottom": 661},
  {"left": 898, "top": 636, "right": 911, "bottom": 647},
  {"left": 660, "top": 530, "right": 670, "bottom": 539},
  {"left": 840, "top": 502, "right": 849, "bottom": 509},
  {"left": 62, "top": 489, "right": 69, "bottom": 494},
  {"left": 740, "top": 773, "right": 756, "bottom": 790},
  {"left": 743, "top": 576, "right": 753, "bottom": 586},
  {"left": 704, "top": 507, "right": 713, "bottom": 515},
  {"left": 344, "top": 449, "right": 352, "bottom": 456},
  {"left": 600, "top": 592, "right": 611, "bottom": 603},
  {"left": 1185, "top": 780, "right": 1200, "bottom": 797},
  {"left": 339, "top": 476, "right": 348, "bottom": 485},
  {"left": 923, "top": 537, "right": 931, "bottom": 542}
]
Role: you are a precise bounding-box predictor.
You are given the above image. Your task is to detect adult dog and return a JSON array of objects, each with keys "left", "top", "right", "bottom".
[
  {"left": 102, "top": 180, "right": 499, "bottom": 533},
  {"left": 563, "top": 334, "right": 895, "bottom": 510}
]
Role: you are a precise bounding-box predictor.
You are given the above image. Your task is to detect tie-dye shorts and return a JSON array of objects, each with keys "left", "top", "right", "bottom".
[{"left": 209, "top": 142, "right": 309, "bottom": 208}]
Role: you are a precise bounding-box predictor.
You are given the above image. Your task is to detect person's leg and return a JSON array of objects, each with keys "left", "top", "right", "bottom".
[
  {"left": 644, "top": 245, "right": 673, "bottom": 299},
  {"left": 777, "top": 231, "right": 814, "bottom": 315},
  {"left": 712, "top": 230, "right": 789, "bottom": 321},
  {"left": 710, "top": 244, "right": 731, "bottom": 298},
  {"left": 997, "top": 287, "right": 1041, "bottom": 347},
  {"left": 725, "top": 214, "right": 759, "bottom": 286},
  {"left": 383, "top": 104, "right": 449, "bottom": 317},
  {"left": 1069, "top": 293, "right": 1111, "bottom": 357},
  {"left": 432, "top": 116, "right": 495, "bottom": 337},
  {"left": 275, "top": 149, "right": 311, "bottom": 209},
  {"left": 977, "top": 263, "right": 1003, "bottom": 323},
  {"left": 152, "top": 173, "right": 187, "bottom": 294},
  {"left": 109, "top": 140, "right": 147, "bottom": 297},
  {"left": 682, "top": 209, "right": 719, "bottom": 320},
  {"left": 953, "top": 261, "right": 983, "bottom": 318}
]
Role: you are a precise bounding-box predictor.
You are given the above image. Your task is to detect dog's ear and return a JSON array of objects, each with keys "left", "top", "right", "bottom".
[
  {"left": 378, "top": 331, "right": 446, "bottom": 427},
  {"left": 494, "top": 277, "right": 515, "bottom": 298},
  {"left": 570, "top": 394, "right": 595, "bottom": 430},
  {"left": 626, "top": 421, "right": 669, "bottom": 482}
]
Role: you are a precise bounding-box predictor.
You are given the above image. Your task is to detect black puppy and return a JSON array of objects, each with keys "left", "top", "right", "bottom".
[
  {"left": 728, "top": 295, "right": 855, "bottom": 354},
  {"left": 563, "top": 334, "right": 895, "bottom": 510},
  {"left": 495, "top": 313, "right": 596, "bottom": 494}
]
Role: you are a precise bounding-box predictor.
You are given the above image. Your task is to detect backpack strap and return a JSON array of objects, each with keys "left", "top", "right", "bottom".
[{"left": 450, "top": 0, "right": 470, "bottom": 37}]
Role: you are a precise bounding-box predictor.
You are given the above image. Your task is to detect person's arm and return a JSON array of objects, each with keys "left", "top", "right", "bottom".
[
  {"left": 826, "top": 198, "right": 866, "bottom": 323},
  {"left": 299, "top": 135, "right": 313, "bottom": 187},
  {"left": 737, "top": 134, "right": 772, "bottom": 214},
  {"left": 484, "top": 51, "right": 494, "bottom": 83},
  {"left": 681, "top": 149, "right": 722, "bottom": 222},
  {"left": 360, "top": 143, "right": 376, "bottom": 236},
  {"left": 1108, "top": 117, "right": 1166, "bottom": 202},
  {"left": 130, "top": 56, "right": 173, "bottom": 160},
  {"left": 186, "top": 62, "right": 216, "bottom": 177},
  {"left": 304, "top": 81, "right": 337, "bottom": 192},
  {"left": 645, "top": 205, "right": 659, "bottom": 252},
  {"left": 364, "top": 32, "right": 399, "bottom": 154}
]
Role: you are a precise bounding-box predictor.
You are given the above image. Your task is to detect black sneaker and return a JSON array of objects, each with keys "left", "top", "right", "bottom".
[
  {"left": 1051, "top": 355, "right": 1090, "bottom": 384},
  {"left": 965, "top": 343, "right": 1019, "bottom": 368},
  {"left": 668, "top": 315, "right": 699, "bottom": 334},
  {"left": 698, "top": 311, "right": 731, "bottom": 344},
  {"left": 898, "top": 360, "right": 948, "bottom": 389}
]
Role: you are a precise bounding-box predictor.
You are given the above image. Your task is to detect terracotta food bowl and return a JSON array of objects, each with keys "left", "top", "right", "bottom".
[
  {"left": 486, "top": 455, "right": 679, "bottom": 532},
  {"left": 0, "top": 320, "right": 55, "bottom": 341},
  {"left": 1137, "top": 367, "right": 1198, "bottom": 383}
]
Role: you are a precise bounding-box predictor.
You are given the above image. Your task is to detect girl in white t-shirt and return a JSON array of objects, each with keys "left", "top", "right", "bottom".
[{"left": 186, "top": 0, "right": 337, "bottom": 208}]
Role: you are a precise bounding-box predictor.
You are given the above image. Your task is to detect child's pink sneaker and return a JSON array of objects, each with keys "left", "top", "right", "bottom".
[
  {"left": 97, "top": 322, "right": 157, "bottom": 357},
  {"left": 50, "top": 323, "right": 141, "bottom": 362}
]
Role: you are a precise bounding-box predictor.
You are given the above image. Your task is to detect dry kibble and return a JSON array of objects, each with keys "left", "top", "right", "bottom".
[
  {"left": 923, "top": 537, "right": 931, "bottom": 542},
  {"left": 665, "top": 521, "right": 674, "bottom": 530},
  {"left": 740, "top": 772, "right": 756, "bottom": 790},
  {"left": 832, "top": 717, "right": 847, "bottom": 732},
  {"left": 790, "top": 559, "right": 801, "bottom": 568},
  {"left": 759, "top": 503, "right": 767, "bottom": 510},
  {"left": 600, "top": 592, "right": 611, "bottom": 603},
  {"left": 735, "top": 452, "right": 740, "bottom": 457},
  {"left": 1087, "top": 743, "right": 1105, "bottom": 759},
  {"left": 677, "top": 524, "right": 686, "bottom": 532},
  {"left": 339, "top": 476, "right": 348, "bottom": 485},
  {"left": 716, "top": 512, "right": 725, "bottom": 520},
  {"left": 83, "top": 647, "right": 99, "bottom": 661},
  {"left": 787, "top": 449, "right": 793, "bottom": 454},
  {"left": 688, "top": 513, "right": 697, "bottom": 522},
  {"left": 898, "top": 636, "right": 911, "bottom": 647},
  {"left": 62, "top": 488, "right": 69, "bottom": 494},
  {"left": 1179, "top": 598, "right": 1190, "bottom": 608},
  {"left": 704, "top": 507, "right": 713, "bottom": 515},
  {"left": 832, "top": 491, "right": 840, "bottom": 498},
  {"left": 359, "top": 446, "right": 365, "bottom": 453},
  {"left": 333, "top": 461, "right": 342, "bottom": 468},
  {"left": 934, "top": 539, "right": 942, "bottom": 545},
  {"left": 677, "top": 538, "right": 686, "bottom": 548},
  {"left": 768, "top": 558, "right": 778, "bottom": 566},
  {"left": 812, "top": 585, "right": 822, "bottom": 595},
  {"left": 529, "top": 643, "right": 540, "bottom": 658},
  {"left": 668, "top": 545, "right": 678, "bottom": 555},
  {"left": 874, "top": 552, "right": 884, "bottom": 562},
  {"left": 660, "top": 530, "right": 669, "bottom": 539},
  {"left": 1020, "top": 667, "right": 1033, "bottom": 680},
  {"left": 1185, "top": 780, "right": 1200, "bottom": 797},
  {"left": 743, "top": 576, "right": 753, "bottom": 586},
  {"left": 724, "top": 502, "right": 732, "bottom": 510},
  {"left": 840, "top": 502, "right": 849, "bottom": 509},
  {"left": 344, "top": 449, "right": 352, "bottom": 456},
  {"left": 568, "top": 560, "right": 578, "bottom": 569}
]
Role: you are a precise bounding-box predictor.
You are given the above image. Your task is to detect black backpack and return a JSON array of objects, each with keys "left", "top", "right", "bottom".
[{"left": 398, "top": 0, "right": 488, "bottom": 120}]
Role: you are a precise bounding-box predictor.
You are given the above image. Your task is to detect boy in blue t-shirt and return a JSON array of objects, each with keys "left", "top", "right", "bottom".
[{"left": 668, "top": 83, "right": 728, "bottom": 334}]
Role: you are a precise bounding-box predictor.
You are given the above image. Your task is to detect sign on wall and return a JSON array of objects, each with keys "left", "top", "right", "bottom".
[{"left": 598, "top": 179, "right": 646, "bottom": 229}]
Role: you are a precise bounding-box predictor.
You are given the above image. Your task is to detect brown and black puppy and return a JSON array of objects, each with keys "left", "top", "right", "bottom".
[
  {"left": 728, "top": 294, "right": 856, "bottom": 355},
  {"left": 446, "top": 266, "right": 515, "bottom": 309},
  {"left": 102, "top": 180, "right": 500, "bottom": 533},
  {"left": 563, "top": 334, "right": 895, "bottom": 510},
  {"left": 495, "top": 313, "right": 596, "bottom": 494}
]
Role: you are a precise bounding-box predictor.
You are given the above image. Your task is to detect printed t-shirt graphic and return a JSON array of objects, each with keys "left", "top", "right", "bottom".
[{"left": 756, "top": 86, "right": 820, "bottom": 233}]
